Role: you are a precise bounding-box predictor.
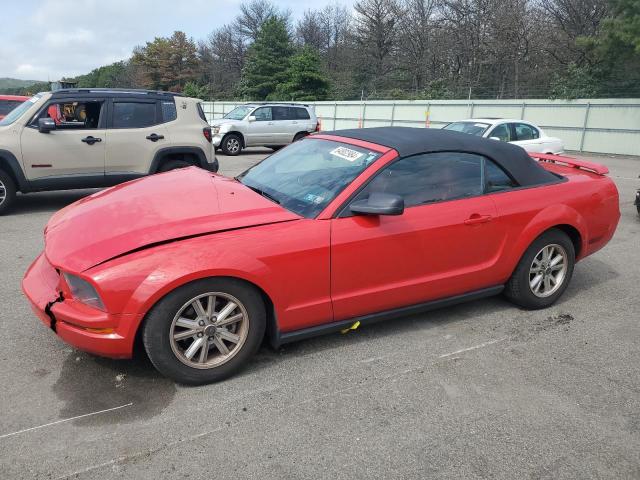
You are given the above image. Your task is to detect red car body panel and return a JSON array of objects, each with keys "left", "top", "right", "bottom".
[{"left": 22, "top": 135, "right": 620, "bottom": 359}]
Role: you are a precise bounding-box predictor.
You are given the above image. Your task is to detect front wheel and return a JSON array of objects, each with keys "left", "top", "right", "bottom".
[
  {"left": 0, "top": 170, "right": 17, "bottom": 215},
  {"left": 504, "top": 229, "right": 575, "bottom": 309},
  {"left": 221, "top": 134, "right": 242, "bottom": 156},
  {"left": 142, "top": 278, "right": 266, "bottom": 384}
]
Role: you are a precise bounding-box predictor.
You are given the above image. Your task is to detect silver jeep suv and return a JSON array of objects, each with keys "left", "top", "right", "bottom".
[{"left": 211, "top": 103, "right": 318, "bottom": 156}]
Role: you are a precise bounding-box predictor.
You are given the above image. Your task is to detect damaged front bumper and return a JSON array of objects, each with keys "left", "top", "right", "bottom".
[{"left": 22, "top": 253, "right": 138, "bottom": 359}]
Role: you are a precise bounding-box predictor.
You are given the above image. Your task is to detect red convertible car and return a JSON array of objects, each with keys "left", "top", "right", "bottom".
[{"left": 23, "top": 127, "right": 619, "bottom": 384}]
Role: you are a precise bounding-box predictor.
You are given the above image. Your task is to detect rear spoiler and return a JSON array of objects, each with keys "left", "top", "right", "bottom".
[{"left": 529, "top": 152, "right": 609, "bottom": 175}]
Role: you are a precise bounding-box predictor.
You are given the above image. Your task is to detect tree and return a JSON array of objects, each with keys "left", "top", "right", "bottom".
[
  {"left": 240, "top": 18, "right": 294, "bottom": 99},
  {"left": 199, "top": 25, "right": 246, "bottom": 98},
  {"left": 132, "top": 31, "right": 200, "bottom": 91},
  {"left": 74, "top": 61, "right": 139, "bottom": 88},
  {"left": 274, "top": 46, "right": 331, "bottom": 100},
  {"left": 182, "top": 81, "right": 209, "bottom": 99},
  {"left": 235, "top": 0, "right": 290, "bottom": 41}
]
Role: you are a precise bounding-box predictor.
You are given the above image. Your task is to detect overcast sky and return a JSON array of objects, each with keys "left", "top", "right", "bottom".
[{"left": 1, "top": 0, "right": 350, "bottom": 81}]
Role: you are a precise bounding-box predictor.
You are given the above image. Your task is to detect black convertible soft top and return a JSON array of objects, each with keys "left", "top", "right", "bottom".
[{"left": 325, "top": 126, "right": 558, "bottom": 187}]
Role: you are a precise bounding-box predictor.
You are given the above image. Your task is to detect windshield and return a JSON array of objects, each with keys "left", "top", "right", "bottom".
[
  {"left": 223, "top": 106, "right": 253, "bottom": 121},
  {"left": 0, "top": 94, "right": 42, "bottom": 126},
  {"left": 237, "top": 139, "right": 382, "bottom": 218},
  {"left": 443, "top": 121, "right": 490, "bottom": 136}
]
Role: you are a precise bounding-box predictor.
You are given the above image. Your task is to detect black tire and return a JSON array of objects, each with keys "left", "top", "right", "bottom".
[
  {"left": 221, "top": 134, "right": 242, "bottom": 156},
  {"left": 504, "top": 228, "right": 575, "bottom": 310},
  {"left": 293, "top": 132, "right": 308, "bottom": 142},
  {"left": 142, "top": 278, "right": 266, "bottom": 385},
  {"left": 158, "top": 160, "right": 191, "bottom": 173},
  {"left": 270, "top": 146, "right": 284, "bottom": 151},
  {"left": 0, "top": 169, "right": 17, "bottom": 215}
]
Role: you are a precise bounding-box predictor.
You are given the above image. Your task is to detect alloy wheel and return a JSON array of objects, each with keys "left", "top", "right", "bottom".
[
  {"left": 226, "top": 138, "right": 240, "bottom": 154},
  {"left": 529, "top": 244, "right": 568, "bottom": 298},
  {"left": 0, "top": 179, "right": 5, "bottom": 205},
  {"left": 169, "top": 292, "right": 249, "bottom": 369}
]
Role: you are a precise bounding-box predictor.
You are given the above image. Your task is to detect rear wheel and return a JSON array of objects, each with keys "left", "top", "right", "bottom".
[
  {"left": 504, "top": 229, "right": 575, "bottom": 309},
  {"left": 0, "top": 170, "right": 16, "bottom": 215},
  {"left": 221, "top": 134, "right": 242, "bottom": 156},
  {"left": 293, "top": 132, "right": 308, "bottom": 142},
  {"left": 142, "top": 278, "right": 266, "bottom": 384}
]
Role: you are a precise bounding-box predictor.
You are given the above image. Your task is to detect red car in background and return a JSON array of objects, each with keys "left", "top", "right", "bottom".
[
  {"left": 0, "top": 95, "right": 29, "bottom": 120},
  {"left": 23, "top": 127, "right": 620, "bottom": 384}
]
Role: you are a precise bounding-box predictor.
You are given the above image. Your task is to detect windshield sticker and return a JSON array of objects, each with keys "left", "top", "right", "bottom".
[
  {"left": 330, "top": 146, "right": 364, "bottom": 162},
  {"left": 304, "top": 193, "right": 325, "bottom": 205}
]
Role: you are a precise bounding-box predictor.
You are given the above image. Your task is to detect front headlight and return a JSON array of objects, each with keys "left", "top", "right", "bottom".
[
  {"left": 212, "top": 125, "right": 220, "bottom": 134},
  {"left": 63, "top": 273, "right": 105, "bottom": 311}
]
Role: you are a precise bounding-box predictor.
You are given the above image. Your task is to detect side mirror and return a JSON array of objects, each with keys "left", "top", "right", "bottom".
[
  {"left": 247, "top": 115, "right": 256, "bottom": 122},
  {"left": 38, "top": 118, "right": 56, "bottom": 133},
  {"left": 350, "top": 192, "right": 404, "bottom": 216},
  {"left": 489, "top": 136, "right": 501, "bottom": 141}
]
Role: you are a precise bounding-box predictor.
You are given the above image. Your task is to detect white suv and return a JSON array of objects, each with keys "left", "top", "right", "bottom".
[
  {"left": 211, "top": 103, "right": 319, "bottom": 156},
  {"left": 0, "top": 88, "right": 218, "bottom": 214}
]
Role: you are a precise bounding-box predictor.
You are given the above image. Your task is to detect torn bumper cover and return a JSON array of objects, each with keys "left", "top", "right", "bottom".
[{"left": 22, "top": 253, "right": 138, "bottom": 359}]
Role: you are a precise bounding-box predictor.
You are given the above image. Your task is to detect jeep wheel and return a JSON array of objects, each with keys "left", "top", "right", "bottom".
[
  {"left": 293, "top": 132, "right": 308, "bottom": 142},
  {"left": 222, "top": 134, "right": 242, "bottom": 156},
  {"left": 0, "top": 170, "right": 16, "bottom": 215}
]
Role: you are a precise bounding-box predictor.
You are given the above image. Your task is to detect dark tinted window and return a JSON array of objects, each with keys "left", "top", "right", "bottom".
[
  {"left": 0, "top": 100, "right": 22, "bottom": 115},
  {"left": 294, "top": 107, "right": 310, "bottom": 120},
  {"left": 272, "top": 106, "right": 292, "bottom": 120},
  {"left": 352, "top": 152, "right": 483, "bottom": 208},
  {"left": 162, "top": 101, "right": 177, "bottom": 122},
  {"left": 35, "top": 100, "right": 103, "bottom": 129},
  {"left": 196, "top": 102, "right": 207, "bottom": 122},
  {"left": 485, "top": 159, "right": 517, "bottom": 192},
  {"left": 112, "top": 102, "right": 157, "bottom": 128},
  {"left": 253, "top": 107, "right": 272, "bottom": 121},
  {"left": 514, "top": 123, "right": 539, "bottom": 140}
]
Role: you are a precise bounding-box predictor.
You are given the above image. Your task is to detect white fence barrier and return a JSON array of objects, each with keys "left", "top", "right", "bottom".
[{"left": 201, "top": 98, "right": 640, "bottom": 156}]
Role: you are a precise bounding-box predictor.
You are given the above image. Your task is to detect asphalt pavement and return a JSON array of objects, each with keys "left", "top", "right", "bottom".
[{"left": 0, "top": 148, "right": 639, "bottom": 479}]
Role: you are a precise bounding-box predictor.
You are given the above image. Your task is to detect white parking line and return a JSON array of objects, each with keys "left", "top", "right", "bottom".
[
  {"left": 438, "top": 337, "right": 508, "bottom": 359},
  {"left": 0, "top": 403, "right": 133, "bottom": 440}
]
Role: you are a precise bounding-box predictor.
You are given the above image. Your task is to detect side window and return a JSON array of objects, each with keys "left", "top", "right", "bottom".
[
  {"left": 161, "top": 101, "right": 177, "bottom": 122},
  {"left": 253, "top": 107, "right": 272, "bottom": 121},
  {"left": 294, "top": 107, "right": 310, "bottom": 120},
  {"left": 488, "top": 123, "right": 512, "bottom": 142},
  {"left": 34, "top": 100, "right": 103, "bottom": 129},
  {"left": 351, "top": 152, "right": 484, "bottom": 209},
  {"left": 485, "top": 159, "right": 517, "bottom": 192},
  {"left": 272, "top": 106, "right": 292, "bottom": 120},
  {"left": 196, "top": 102, "right": 207, "bottom": 122},
  {"left": 112, "top": 102, "right": 157, "bottom": 128},
  {"left": 514, "top": 123, "right": 539, "bottom": 141}
]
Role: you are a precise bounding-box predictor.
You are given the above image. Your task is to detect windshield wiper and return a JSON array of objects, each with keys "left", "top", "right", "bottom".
[{"left": 245, "top": 185, "right": 281, "bottom": 204}]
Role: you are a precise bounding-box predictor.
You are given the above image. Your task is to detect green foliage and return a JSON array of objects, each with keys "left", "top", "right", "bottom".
[
  {"left": 182, "top": 81, "right": 209, "bottom": 99},
  {"left": 132, "top": 31, "right": 200, "bottom": 91},
  {"left": 0, "top": 80, "right": 49, "bottom": 96},
  {"left": 74, "top": 61, "right": 133, "bottom": 88},
  {"left": 549, "top": 63, "right": 599, "bottom": 99},
  {"left": 273, "top": 46, "right": 330, "bottom": 101},
  {"left": 240, "top": 18, "right": 294, "bottom": 100}
]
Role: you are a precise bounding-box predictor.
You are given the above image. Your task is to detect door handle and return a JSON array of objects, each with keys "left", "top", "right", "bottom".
[
  {"left": 464, "top": 214, "right": 493, "bottom": 225},
  {"left": 81, "top": 136, "right": 102, "bottom": 145},
  {"left": 146, "top": 133, "right": 165, "bottom": 142}
]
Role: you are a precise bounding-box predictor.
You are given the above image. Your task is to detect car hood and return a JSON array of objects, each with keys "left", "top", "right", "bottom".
[{"left": 44, "top": 168, "right": 300, "bottom": 272}]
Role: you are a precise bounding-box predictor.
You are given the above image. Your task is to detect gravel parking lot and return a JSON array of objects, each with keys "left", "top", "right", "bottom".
[{"left": 1, "top": 148, "right": 639, "bottom": 479}]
